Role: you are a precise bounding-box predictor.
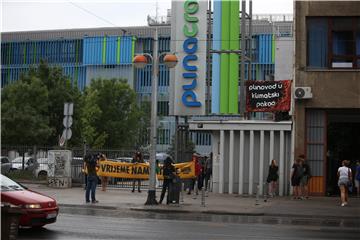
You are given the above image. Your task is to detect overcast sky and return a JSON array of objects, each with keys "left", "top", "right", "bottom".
[{"left": 2, "top": 0, "right": 294, "bottom": 32}]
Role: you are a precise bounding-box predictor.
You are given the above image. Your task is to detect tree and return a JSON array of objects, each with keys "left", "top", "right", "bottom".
[
  {"left": 1, "top": 76, "right": 52, "bottom": 145},
  {"left": 80, "top": 78, "right": 142, "bottom": 149},
  {"left": 1, "top": 61, "right": 82, "bottom": 146},
  {"left": 35, "top": 62, "right": 82, "bottom": 146}
]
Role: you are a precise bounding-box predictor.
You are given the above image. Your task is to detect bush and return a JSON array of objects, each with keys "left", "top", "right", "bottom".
[{"left": 5, "top": 170, "right": 37, "bottom": 180}]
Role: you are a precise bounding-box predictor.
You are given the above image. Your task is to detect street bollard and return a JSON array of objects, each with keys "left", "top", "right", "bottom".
[
  {"left": 193, "top": 181, "right": 198, "bottom": 199},
  {"left": 201, "top": 187, "right": 205, "bottom": 207},
  {"left": 255, "top": 184, "right": 260, "bottom": 205}
]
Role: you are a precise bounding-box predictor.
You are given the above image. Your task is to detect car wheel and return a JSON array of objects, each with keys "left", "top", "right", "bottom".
[{"left": 38, "top": 171, "right": 47, "bottom": 179}]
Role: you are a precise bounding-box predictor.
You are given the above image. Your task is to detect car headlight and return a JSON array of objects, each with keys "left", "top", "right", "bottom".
[{"left": 23, "top": 204, "right": 42, "bottom": 209}]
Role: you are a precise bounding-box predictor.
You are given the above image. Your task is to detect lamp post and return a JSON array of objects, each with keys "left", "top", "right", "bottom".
[{"left": 133, "top": 28, "right": 178, "bottom": 205}]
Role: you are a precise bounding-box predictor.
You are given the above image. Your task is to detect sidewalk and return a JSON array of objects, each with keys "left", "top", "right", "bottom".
[{"left": 24, "top": 182, "right": 360, "bottom": 220}]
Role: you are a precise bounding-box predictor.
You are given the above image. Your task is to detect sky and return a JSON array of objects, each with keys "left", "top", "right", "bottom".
[{"left": 2, "top": 0, "right": 294, "bottom": 32}]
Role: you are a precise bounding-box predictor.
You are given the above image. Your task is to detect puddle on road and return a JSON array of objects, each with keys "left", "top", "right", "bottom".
[{"left": 59, "top": 206, "right": 360, "bottom": 229}]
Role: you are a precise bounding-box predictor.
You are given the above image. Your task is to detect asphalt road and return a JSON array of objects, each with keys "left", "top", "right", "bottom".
[{"left": 18, "top": 207, "right": 360, "bottom": 240}]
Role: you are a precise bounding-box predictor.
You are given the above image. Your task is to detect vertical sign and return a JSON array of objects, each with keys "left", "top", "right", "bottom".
[{"left": 169, "top": 0, "right": 207, "bottom": 116}]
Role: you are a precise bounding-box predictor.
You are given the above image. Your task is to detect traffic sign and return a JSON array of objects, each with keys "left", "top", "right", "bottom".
[
  {"left": 62, "top": 129, "right": 72, "bottom": 140},
  {"left": 63, "top": 116, "right": 73, "bottom": 128},
  {"left": 64, "top": 102, "right": 74, "bottom": 116}
]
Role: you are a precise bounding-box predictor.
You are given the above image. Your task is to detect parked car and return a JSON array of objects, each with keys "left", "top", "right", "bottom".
[
  {"left": 0, "top": 174, "right": 59, "bottom": 227},
  {"left": 1, "top": 156, "right": 12, "bottom": 174},
  {"left": 10, "top": 157, "right": 38, "bottom": 171},
  {"left": 35, "top": 158, "right": 49, "bottom": 179},
  {"left": 114, "top": 157, "right": 133, "bottom": 163}
]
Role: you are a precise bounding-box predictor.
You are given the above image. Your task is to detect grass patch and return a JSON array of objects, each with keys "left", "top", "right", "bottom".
[{"left": 5, "top": 170, "right": 37, "bottom": 180}]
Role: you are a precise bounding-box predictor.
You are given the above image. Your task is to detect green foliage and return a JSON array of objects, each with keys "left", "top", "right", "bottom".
[
  {"left": 1, "top": 76, "right": 52, "bottom": 145},
  {"left": 80, "top": 78, "right": 142, "bottom": 149},
  {"left": 1, "top": 61, "right": 82, "bottom": 146},
  {"left": 2, "top": 62, "right": 149, "bottom": 149}
]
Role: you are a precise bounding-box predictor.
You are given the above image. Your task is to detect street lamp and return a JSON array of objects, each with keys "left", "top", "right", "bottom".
[{"left": 133, "top": 28, "right": 178, "bottom": 205}]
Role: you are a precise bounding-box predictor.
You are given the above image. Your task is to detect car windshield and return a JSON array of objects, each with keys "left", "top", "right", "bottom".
[{"left": 0, "top": 175, "right": 24, "bottom": 192}]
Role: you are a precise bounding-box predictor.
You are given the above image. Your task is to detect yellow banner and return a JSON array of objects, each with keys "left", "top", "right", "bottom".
[{"left": 89, "top": 160, "right": 196, "bottom": 179}]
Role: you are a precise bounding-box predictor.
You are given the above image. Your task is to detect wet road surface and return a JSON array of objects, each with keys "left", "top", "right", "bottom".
[{"left": 18, "top": 206, "right": 360, "bottom": 240}]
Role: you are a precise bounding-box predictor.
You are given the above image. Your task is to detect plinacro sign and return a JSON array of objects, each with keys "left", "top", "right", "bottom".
[{"left": 170, "top": 0, "right": 207, "bottom": 116}]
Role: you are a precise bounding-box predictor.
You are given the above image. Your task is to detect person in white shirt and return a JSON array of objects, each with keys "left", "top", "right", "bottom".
[{"left": 337, "top": 160, "right": 352, "bottom": 207}]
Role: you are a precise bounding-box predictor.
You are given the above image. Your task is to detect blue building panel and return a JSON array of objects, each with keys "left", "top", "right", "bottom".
[{"left": 106, "top": 36, "right": 117, "bottom": 65}]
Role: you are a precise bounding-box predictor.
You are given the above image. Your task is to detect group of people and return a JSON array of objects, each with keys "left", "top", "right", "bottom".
[
  {"left": 185, "top": 153, "right": 213, "bottom": 196},
  {"left": 83, "top": 150, "right": 360, "bottom": 206}
]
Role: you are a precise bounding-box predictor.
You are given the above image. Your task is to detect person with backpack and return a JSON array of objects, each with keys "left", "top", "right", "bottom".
[
  {"left": 84, "top": 153, "right": 99, "bottom": 204},
  {"left": 291, "top": 157, "right": 303, "bottom": 199},
  {"left": 355, "top": 160, "right": 360, "bottom": 198}
]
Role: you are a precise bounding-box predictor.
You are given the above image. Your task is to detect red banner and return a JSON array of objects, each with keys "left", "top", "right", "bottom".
[{"left": 246, "top": 80, "right": 291, "bottom": 112}]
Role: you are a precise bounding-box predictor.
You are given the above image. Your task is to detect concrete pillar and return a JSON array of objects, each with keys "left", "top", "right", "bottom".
[
  {"left": 238, "top": 130, "right": 244, "bottom": 195},
  {"left": 228, "top": 130, "right": 234, "bottom": 194},
  {"left": 249, "top": 130, "right": 254, "bottom": 195},
  {"left": 211, "top": 132, "right": 220, "bottom": 193},
  {"left": 259, "top": 130, "right": 265, "bottom": 195},
  {"left": 279, "top": 130, "right": 285, "bottom": 196},
  {"left": 270, "top": 130, "right": 274, "bottom": 163},
  {"left": 219, "top": 130, "right": 225, "bottom": 194}
]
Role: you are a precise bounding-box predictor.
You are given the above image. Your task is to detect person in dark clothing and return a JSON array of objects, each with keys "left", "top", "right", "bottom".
[
  {"left": 266, "top": 159, "right": 279, "bottom": 197},
  {"left": 299, "top": 155, "right": 311, "bottom": 199},
  {"left": 159, "top": 157, "right": 176, "bottom": 204},
  {"left": 291, "top": 157, "right": 304, "bottom": 199},
  {"left": 204, "top": 153, "right": 213, "bottom": 192},
  {"left": 84, "top": 153, "right": 99, "bottom": 203},
  {"left": 132, "top": 151, "right": 144, "bottom": 193}
]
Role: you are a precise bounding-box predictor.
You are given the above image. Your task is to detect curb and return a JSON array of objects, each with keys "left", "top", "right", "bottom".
[
  {"left": 59, "top": 204, "right": 359, "bottom": 220},
  {"left": 59, "top": 203, "right": 117, "bottom": 210}
]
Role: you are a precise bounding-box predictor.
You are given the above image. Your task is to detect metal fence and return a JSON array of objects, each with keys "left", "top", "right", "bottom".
[{"left": 1, "top": 145, "right": 156, "bottom": 189}]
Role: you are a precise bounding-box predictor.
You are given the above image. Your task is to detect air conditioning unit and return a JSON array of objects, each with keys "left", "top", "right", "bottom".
[{"left": 294, "top": 87, "right": 312, "bottom": 99}]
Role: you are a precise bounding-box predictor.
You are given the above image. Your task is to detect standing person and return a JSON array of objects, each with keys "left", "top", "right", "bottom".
[
  {"left": 155, "top": 159, "right": 160, "bottom": 188},
  {"left": 159, "top": 157, "right": 176, "bottom": 204},
  {"left": 266, "top": 159, "right": 279, "bottom": 197},
  {"left": 204, "top": 153, "right": 213, "bottom": 192},
  {"left": 355, "top": 160, "right": 360, "bottom": 198},
  {"left": 84, "top": 153, "right": 99, "bottom": 204},
  {"left": 299, "top": 155, "right": 312, "bottom": 199},
  {"left": 338, "top": 160, "right": 352, "bottom": 206},
  {"left": 188, "top": 156, "right": 202, "bottom": 196},
  {"left": 291, "top": 157, "right": 303, "bottom": 199},
  {"left": 99, "top": 153, "right": 108, "bottom": 191},
  {"left": 132, "top": 151, "right": 144, "bottom": 193}
]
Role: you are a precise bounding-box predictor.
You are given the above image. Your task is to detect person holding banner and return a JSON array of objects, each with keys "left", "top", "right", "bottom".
[
  {"left": 99, "top": 153, "right": 108, "bottom": 191},
  {"left": 159, "top": 157, "right": 176, "bottom": 204},
  {"left": 132, "top": 151, "right": 144, "bottom": 193},
  {"left": 84, "top": 153, "right": 99, "bottom": 204}
]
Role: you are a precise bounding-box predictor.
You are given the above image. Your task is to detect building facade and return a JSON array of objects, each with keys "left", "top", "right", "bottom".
[
  {"left": 1, "top": 15, "right": 293, "bottom": 156},
  {"left": 294, "top": 1, "right": 360, "bottom": 196}
]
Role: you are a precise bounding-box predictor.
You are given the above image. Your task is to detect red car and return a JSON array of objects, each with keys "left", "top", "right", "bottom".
[{"left": 1, "top": 174, "right": 59, "bottom": 227}]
